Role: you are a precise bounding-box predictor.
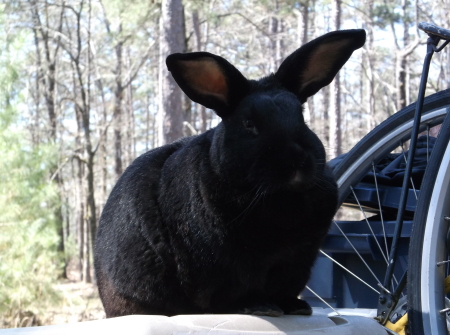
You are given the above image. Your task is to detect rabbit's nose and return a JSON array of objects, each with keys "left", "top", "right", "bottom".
[{"left": 291, "top": 170, "right": 303, "bottom": 184}]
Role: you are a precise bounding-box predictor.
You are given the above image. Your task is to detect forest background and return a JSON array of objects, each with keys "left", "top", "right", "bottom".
[{"left": 1, "top": 0, "right": 449, "bottom": 328}]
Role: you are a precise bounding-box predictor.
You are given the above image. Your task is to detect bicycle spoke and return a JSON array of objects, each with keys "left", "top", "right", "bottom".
[
  {"left": 333, "top": 220, "right": 383, "bottom": 286},
  {"left": 350, "top": 186, "right": 389, "bottom": 264},
  {"left": 350, "top": 186, "right": 398, "bottom": 290},
  {"left": 319, "top": 250, "right": 380, "bottom": 294},
  {"left": 372, "top": 162, "right": 389, "bottom": 259},
  {"left": 437, "top": 260, "right": 450, "bottom": 267},
  {"left": 400, "top": 142, "right": 418, "bottom": 200},
  {"left": 304, "top": 286, "right": 341, "bottom": 315}
]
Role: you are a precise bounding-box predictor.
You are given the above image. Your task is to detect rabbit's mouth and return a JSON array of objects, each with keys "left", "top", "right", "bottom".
[{"left": 285, "top": 154, "right": 317, "bottom": 188}]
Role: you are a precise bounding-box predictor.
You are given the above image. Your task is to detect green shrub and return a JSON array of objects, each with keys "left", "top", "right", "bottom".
[{"left": 0, "top": 14, "right": 63, "bottom": 326}]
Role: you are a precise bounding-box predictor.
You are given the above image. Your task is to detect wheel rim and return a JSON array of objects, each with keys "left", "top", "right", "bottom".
[
  {"left": 420, "top": 142, "right": 450, "bottom": 334},
  {"left": 337, "top": 108, "right": 446, "bottom": 198}
]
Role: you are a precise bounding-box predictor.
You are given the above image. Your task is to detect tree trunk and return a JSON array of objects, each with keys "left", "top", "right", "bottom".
[
  {"left": 114, "top": 36, "right": 124, "bottom": 177},
  {"left": 31, "top": 0, "right": 67, "bottom": 278},
  {"left": 127, "top": 66, "right": 136, "bottom": 164},
  {"left": 95, "top": 74, "right": 108, "bottom": 209},
  {"left": 65, "top": 0, "right": 97, "bottom": 282},
  {"left": 269, "top": 7, "right": 278, "bottom": 73},
  {"left": 396, "top": 0, "right": 410, "bottom": 110},
  {"left": 158, "top": 0, "right": 186, "bottom": 146},
  {"left": 76, "top": 157, "right": 85, "bottom": 281},
  {"left": 145, "top": 67, "right": 152, "bottom": 151},
  {"left": 294, "top": 1, "right": 309, "bottom": 46},
  {"left": 294, "top": 3, "right": 312, "bottom": 127},
  {"left": 322, "top": 85, "right": 330, "bottom": 146},
  {"left": 391, "top": 0, "right": 419, "bottom": 112},
  {"left": 83, "top": 211, "right": 92, "bottom": 283},
  {"left": 328, "top": 0, "right": 342, "bottom": 159},
  {"left": 192, "top": 9, "right": 207, "bottom": 133}
]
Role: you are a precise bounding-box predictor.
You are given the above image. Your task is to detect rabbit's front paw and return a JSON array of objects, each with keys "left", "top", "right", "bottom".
[
  {"left": 279, "top": 298, "right": 312, "bottom": 315},
  {"left": 241, "top": 303, "right": 284, "bottom": 317}
]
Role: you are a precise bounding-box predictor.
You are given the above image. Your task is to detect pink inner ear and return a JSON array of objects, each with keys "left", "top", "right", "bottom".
[
  {"left": 299, "top": 40, "right": 350, "bottom": 92},
  {"left": 182, "top": 58, "right": 228, "bottom": 102}
]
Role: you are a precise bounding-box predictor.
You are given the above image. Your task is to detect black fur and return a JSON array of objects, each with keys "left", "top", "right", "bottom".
[{"left": 94, "top": 29, "right": 366, "bottom": 318}]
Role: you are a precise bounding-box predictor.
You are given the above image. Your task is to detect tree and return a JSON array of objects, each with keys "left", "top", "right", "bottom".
[
  {"left": 158, "top": 0, "right": 186, "bottom": 146},
  {"left": 328, "top": 0, "right": 342, "bottom": 158},
  {"left": 393, "top": 0, "right": 420, "bottom": 110},
  {"left": 100, "top": 0, "right": 156, "bottom": 177},
  {"left": 0, "top": 15, "right": 62, "bottom": 323}
]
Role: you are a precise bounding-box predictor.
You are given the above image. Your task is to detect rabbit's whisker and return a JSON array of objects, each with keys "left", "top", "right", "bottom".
[{"left": 228, "top": 185, "right": 264, "bottom": 225}]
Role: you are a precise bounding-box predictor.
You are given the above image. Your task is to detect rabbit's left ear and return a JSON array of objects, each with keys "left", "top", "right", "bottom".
[
  {"left": 275, "top": 29, "right": 366, "bottom": 103},
  {"left": 166, "top": 52, "right": 250, "bottom": 118}
]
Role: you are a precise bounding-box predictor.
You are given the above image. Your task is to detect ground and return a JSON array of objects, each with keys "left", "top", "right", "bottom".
[
  {"left": 48, "top": 281, "right": 106, "bottom": 324},
  {"left": 1, "top": 281, "right": 105, "bottom": 328}
]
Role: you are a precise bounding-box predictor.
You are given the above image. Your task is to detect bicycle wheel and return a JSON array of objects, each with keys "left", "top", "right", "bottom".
[
  {"left": 408, "top": 111, "right": 450, "bottom": 335},
  {"left": 305, "top": 89, "right": 450, "bottom": 316}
]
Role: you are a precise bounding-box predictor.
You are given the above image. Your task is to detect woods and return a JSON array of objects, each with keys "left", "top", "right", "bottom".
[{"left": 1, "top": 0, "right": 450, "bottom": 325}]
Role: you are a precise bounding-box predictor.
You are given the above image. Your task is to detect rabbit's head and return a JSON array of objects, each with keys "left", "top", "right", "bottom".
[{"left": 167, "top": 30, "right": 365, "bottom": 193}]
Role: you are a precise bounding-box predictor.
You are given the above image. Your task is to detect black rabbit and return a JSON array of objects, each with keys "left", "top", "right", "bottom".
[{"left": 94, "top": 29, "right": 366, "bottom": 318}]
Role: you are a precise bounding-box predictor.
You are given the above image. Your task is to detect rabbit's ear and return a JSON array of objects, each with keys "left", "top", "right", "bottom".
[
  {"left": 166, "top": 52, "right": 250, "bottom": 117},
  {"left": 275, "top": 29, "right": 366, "bottom": 103}
]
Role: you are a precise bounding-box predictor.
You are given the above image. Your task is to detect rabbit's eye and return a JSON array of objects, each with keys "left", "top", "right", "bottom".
[
  {"left": 243, "top": 119, "right": 258, "bottom": 135},
  {"left": 244, "top": 120, "right": 254, "bottom": 128}
]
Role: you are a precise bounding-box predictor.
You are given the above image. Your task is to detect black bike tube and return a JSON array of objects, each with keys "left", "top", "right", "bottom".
[{"left": 378, "top": 36, "right": 437, "bottom": 323}]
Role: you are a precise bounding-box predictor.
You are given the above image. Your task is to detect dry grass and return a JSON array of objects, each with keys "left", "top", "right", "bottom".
[{"left": 1, "top": 280, "right": 105, "bottom": 329}]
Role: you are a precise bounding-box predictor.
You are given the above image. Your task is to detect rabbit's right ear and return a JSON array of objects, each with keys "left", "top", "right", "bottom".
[{"left": 166, "top": 52, "right": 250, "bottom": 118}]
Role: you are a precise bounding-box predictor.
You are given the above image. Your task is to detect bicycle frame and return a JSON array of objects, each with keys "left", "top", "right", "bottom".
[{"left": 377, "top": 24, "right": 450, "bottom": 324}]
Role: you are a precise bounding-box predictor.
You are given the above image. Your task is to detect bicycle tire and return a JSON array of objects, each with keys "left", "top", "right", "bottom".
[
  {"left": 333, "top": 89, "right": 450, "bottom": 205},
  {"left": 408, "top": 110, "right": 450, "bottom": 335}
]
